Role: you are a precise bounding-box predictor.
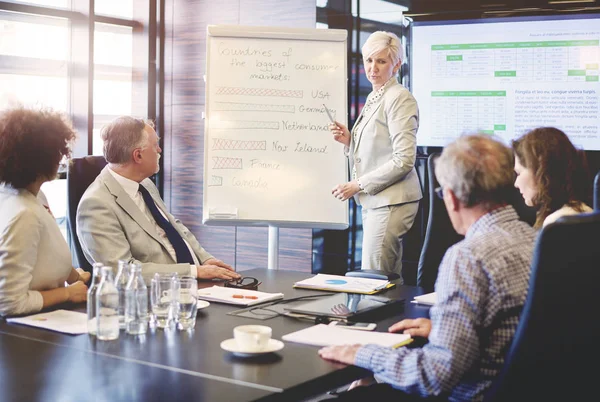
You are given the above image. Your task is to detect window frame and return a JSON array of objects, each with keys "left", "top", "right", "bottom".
[{"left": 0, "top": 0, "right": 162, "bottom": 188}]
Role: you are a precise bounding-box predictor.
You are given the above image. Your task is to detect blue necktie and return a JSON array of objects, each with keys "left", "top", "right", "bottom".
[{"left": 138, "top": 184, "right": 195, "bottom": 264}]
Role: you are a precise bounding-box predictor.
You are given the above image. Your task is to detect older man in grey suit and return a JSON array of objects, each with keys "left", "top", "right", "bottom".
[{"left": 77, "top": 116, "right": 240, "bottom": 281}]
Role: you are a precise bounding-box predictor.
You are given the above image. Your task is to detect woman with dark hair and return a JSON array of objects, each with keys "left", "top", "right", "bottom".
[
  {"left": 512, "top": 127, "right": 592, "bottom": 228},
  {"left": 0, "top": 107, "right": 89, "bottom": 316}
]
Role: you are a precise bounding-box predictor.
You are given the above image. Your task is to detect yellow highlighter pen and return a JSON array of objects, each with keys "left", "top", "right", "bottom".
[{"left": 392, "top": 338, "right": 414, "bottom": 349}]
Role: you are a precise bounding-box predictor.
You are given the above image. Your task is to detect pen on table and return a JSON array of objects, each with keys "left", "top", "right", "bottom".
[
  {"left": 232, "top": 294, "right": 258, "bottom": 299},
  {"left": 410, "top": 300, "right": 433, "bottom": 306},
  {"left": 393, "top": 338, "right": 414, "bottom": 348},
  {"left": 323, "top": 104, "right": 336, "bottom": 124}
]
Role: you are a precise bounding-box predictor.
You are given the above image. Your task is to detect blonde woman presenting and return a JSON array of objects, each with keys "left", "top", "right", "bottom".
[{"left": 329, "top": 31, "right": 422, "bottom": 283}]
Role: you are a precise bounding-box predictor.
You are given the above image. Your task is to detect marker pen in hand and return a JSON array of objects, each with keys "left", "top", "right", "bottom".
[{"left": 323, "top": 104, "right": 336, "bottom": 124}]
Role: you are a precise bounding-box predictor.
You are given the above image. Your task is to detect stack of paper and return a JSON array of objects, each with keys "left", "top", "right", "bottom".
[
  {"left": 411, "top": 292, "right": 437, "bottom": 306},
  {"left": 197, "top": 286, "right": 284, "bottom": 306},
  {"left": 282, "top": 324, "right": 411, "bottom": 348},
  {"left": 6, "top": 309, "right": 88, "bottom": 335},
  {"left": 293, "top": 274, "right": 392, "bottom": 294}
]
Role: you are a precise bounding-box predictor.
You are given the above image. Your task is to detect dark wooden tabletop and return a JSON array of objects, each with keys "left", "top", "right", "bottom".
[
  {"left": 0, "top": 269, "right": 428, "bottom": 402},
  {"left": 0, "top": 332, "right": 274, "bottom": 402}
]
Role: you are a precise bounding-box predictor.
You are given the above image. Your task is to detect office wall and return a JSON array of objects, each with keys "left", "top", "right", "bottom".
[{"left": 163, "top": 0, "right": 316, "bottom": 271}]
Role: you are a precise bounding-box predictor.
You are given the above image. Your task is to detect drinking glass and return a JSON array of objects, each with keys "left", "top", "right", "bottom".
[
  {"left": 150, "top": 273, "right": 178, "bottom": 328},
  {"left": 175, "top": 276, "right": 198, "bottom": 330}
]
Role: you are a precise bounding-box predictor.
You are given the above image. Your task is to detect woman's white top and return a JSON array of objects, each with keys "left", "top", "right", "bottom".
[
  {"left": 0, "top": 184, "right": 72, "bottom": 316},
  {"left": 543, "top": 202, "right": 593, "bottom": 227}
]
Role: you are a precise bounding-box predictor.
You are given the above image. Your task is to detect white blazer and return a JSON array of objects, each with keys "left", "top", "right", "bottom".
[
  {"left": 349, "top": 78, "right": 423, "bottom": 209},
  {"left": 0, "top": 186, "right": 72, "bottom": 316}
]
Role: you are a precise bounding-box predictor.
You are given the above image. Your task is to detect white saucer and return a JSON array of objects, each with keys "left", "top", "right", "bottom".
[
  {"left": 197, "top": 300, "right": 210, "bottom": 310},
  {"left": 220, "top": 338, "right": 284, "bottom": 357}
]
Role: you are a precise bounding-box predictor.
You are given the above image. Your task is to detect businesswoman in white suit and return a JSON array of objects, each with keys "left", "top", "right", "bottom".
[
  {"left": 0, "top": 108, "right": 89, "bottom": 316},
  {"left": 329, "top": 31, "right": 422, "bottom": 283}
]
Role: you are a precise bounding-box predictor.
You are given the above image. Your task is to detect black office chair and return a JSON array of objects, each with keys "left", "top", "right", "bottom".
[
  {"left": 594, "top": 170, "right": 600, "bottom": 210},
  {"left": 417, "top": 153, "right": 536, "bottom": 291},
  {"left": 66, "top": 156, "right": 107, "bottom": 272},
  {"left": 416, "top": 153, "right": 463, "bottom": 291},
  {"left": 485, "top": 211, "right": 600, "bottom": 402}
]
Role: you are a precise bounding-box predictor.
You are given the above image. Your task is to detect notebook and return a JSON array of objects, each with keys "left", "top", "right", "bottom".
[
  {"left": 282, "top": 324, "right": 411, "bottom": 348},
  {"left": 197, "top": 286, "right": 283, "bottom": 306},
  {"left": 293, "top": 274, "right": 393, "bottom": 294},
  {"left": 411, "top": 292, "right": 437, "bottom": 306}
]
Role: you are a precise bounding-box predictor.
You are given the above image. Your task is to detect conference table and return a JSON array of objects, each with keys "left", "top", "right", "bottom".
[{"left": 0, "top": 269, "right": 428, "bottom": 402}]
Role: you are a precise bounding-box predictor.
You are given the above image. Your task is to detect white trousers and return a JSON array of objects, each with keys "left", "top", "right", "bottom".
[{"left": 360, "top": 201, "right": 420, "bottom": 284}]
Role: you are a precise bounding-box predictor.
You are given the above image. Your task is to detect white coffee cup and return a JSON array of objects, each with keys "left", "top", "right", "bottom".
[{"left": 233, "top": 325, "right": 272, "bottom": 352}]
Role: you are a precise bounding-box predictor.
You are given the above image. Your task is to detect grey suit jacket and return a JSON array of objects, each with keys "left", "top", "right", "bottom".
[
  {"left": 76, "top": 167, "right": 212, "bottom": 281},
  {"left": 349, "top": 78, "right": 423, "bottom": 209}
]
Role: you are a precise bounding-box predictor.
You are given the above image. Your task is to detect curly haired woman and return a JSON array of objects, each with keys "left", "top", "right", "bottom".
[{"left": 0, "top": 107, "right": 89, "bottom": 316}]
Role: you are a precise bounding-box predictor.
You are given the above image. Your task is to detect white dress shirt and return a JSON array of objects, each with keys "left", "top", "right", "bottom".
[{"left": 107, "top": 168, "right": 199, "bottom": 277}]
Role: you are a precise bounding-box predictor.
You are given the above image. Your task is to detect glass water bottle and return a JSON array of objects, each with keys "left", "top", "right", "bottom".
[
  {"left": 125, "top": 262, "right": 149, "bottom": 335},
  {"left": 114, "top": 259, "right": 130, "bottom": 329},
  {"left": 96, "top": 266, "right": 120, "bottom": 341},
  {"left": 86, "top": 262, "right": 104, "bottom": 335}
]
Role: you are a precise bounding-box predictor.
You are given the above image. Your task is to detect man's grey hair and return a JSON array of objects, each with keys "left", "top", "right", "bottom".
[
  {"left": 101, "top": 116, "right": 154, "bottom": 164},
  {"left": 435, "top": 134, "right": 514, "bottom": 209}
]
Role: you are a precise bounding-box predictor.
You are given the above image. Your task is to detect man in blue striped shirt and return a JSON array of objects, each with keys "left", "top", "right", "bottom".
[{"left": 319, "top": 134, "right": 536, "bottom": 401}]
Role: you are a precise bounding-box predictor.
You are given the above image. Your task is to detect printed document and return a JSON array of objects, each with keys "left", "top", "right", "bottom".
[
  {"left": 283, "top": 324, "right": 411, "bottom": 348},
  {"left": 6, "top": 309, "right": 88, "bottom": 335},
  {"left": 294, "top": 274, "right": 391, "bottom": 294}
]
